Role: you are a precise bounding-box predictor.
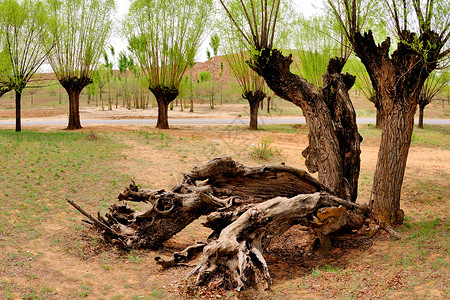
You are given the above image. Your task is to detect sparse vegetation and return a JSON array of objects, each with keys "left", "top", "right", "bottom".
[
  {"left": 249, "top": 137, "right": 281, "bottom": 161},
  {"left": 0, "top": 126, "right": 448, "bottom": 298}
]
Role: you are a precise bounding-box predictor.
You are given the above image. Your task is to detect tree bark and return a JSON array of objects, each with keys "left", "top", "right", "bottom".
[
  {"left": 249, "top": 50, "right": 361, "bottom": 202},
  {"left": 370, "top": 108, "right": 413, "bottom": 226},
  {"left": 69, "top": 157, "right": 327, "bottom": 250},
  {"left": 243, "top": 90, "right": 265, "bottom": 130},
  {"left": 60, "top": 77, "right": 92, "bottom": 130},
  {"left": 188, "top": 192, "right": 369, "bottom": 291},
  {"left": 350, "top": 30, "right": 440, "bottom": 226},
  {"left": 375, "top": 106, "right": 382, "bottom": 128},
  {"left": 15, "top": 90, "right": 21, "bottom": 132},
  {"left": 150, "top": 86, "right": 179, "bottom": 129}
]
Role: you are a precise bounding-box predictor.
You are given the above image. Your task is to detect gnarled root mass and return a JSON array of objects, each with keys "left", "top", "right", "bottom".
[
  {"left": 187, "top": 192, "right": 369, "bottom": 291},
  {"left": 68, "top": 156, "right": 325, "bottom": 249},
  {"left": 68, "top": 157, "right": 370, "bottom": 291}
]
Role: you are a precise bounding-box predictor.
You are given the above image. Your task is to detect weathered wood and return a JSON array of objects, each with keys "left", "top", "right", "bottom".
[
  {"left": 188, "top": 192, "right": 369, "bottom": 291},
  {"left": 155, "top": 242, "right": 207, "bottom": 269},
  {"left": 349, "top": 28, "right": 446, "bottom": 226},
  {"left": 249, "top": 50, "right": 362, "bottom": 202},
  {"left": 71, "top": 157, "right": 326, "bottom": 249}
]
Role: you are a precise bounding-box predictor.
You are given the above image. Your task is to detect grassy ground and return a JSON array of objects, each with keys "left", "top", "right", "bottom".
[{"left": 0, "top": 125, "right": 448, "bottom": 299}]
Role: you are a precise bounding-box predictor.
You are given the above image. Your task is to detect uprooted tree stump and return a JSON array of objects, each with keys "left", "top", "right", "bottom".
[
  {"left": 69, "top": 156, "right": 370, "bottom": 291},
  {"left": 187, "top": 192, "right": 369, "bottom": 290}
]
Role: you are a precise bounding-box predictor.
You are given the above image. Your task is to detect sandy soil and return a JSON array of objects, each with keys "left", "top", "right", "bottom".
[{"left": 0, "top": 113, "right": 448, "bottom": 299}]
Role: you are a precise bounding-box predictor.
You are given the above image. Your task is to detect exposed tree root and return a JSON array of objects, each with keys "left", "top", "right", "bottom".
[
  {"left": 186, "top": 192, "right": 369, "bottom": 291},
  {"left": 68, "top": 157, "right": 371, "bottom": 291},
  {"left": 69, "top": 156, "right": 326, "bottom": 249}
]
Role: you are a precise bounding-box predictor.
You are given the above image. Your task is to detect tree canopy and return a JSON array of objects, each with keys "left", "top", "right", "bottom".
[
  {"left": 0, "top": 0, "right": 53, "bottom": 131},
  {"left": 125, "top": 0, "right": 213, "bottom": 91},
  {"left": 45, "top": 0, "right": 116, "bottom": 129},
  {"left": 124, "top": 0, "right": 214, "bottom": 129}
]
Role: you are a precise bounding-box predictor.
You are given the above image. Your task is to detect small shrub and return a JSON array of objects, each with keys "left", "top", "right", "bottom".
[{"left": 250, "top": 137, "right": 280, "bottom": 161}]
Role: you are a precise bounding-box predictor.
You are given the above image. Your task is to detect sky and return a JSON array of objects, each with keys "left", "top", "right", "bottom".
[{"left": 111, "top": 0, "right": 325, "bottom": 63}]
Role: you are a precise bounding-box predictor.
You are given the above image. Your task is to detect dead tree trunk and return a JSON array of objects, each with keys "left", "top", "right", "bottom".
[
  {"left": 69, "top": 157, "right": 371, "bottom": 291},
  {"left": 69, "top": 157, "right": 326, "bottom": 249},
  {"left": 188, "top": 192, "right": 369, "bottom": 291},
  {"left": 249, "top": 50, "right": 361, "bottom": 202}
]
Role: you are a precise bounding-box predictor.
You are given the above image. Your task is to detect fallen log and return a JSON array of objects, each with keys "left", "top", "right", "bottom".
[
  {"left": 187, "top": 192, "right": 369, "bottom": 291},
  {"left": 69, "top": 156, "right": 326, "bottom": 249},
  {"left": 68, "top": 157, "right": 370, "bottom": 291}
]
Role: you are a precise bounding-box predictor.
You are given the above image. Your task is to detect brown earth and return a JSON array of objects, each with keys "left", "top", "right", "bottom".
[
  {"left": 0, "top": 121, "right": 448, "bottom": 299},
  {"left": 0, "top": 92, "right": 449, "bottom": 300}
]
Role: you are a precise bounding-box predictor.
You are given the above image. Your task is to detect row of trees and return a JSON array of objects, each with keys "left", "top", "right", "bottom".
[
  {"left": 1, "top": 0, "right": 447, "bottom": 132},
  {"left": 0, "top": 0, "right": 115, "bottom": 131},
  {"left": 1, "top": 0, "right": 449, "bottom": 230}
]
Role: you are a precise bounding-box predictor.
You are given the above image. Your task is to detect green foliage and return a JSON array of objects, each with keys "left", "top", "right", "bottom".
[
  {"left": 209, "top": 33, "right": 220, "bottom": 56},
  {"left": 218, "top": 0, "right": 294, "bottom": 51},
  {"left": 0, "top": 0, "right": 52, "bottom": 93},
  {"left": 45, "top": 0, "right": 116, "bottom": 82},
  {"left": 250, "top": 137, "right": 280, "bottom": 160},
  {"left": 292, "top": 13, "right": 350, "bottom": 88},
  {"left": 125, "top": 0, "right": 214, "bottom": 91},
  {"left": 198, "top": 71, "right": 212, "bottom": 83},
  {"left": 344, "top": 57, "right": 376, "bottom": 103}
]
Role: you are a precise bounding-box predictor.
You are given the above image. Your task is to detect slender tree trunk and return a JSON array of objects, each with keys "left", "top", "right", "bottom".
[
  {"left": 100, "top": 89, "right": 104, "bottom": 111},
  {"left": 418, "top": 105, "right": 424, "bottom": 129},
  {"left": 108, "top": 85, "right": 112, "bottom": 110},
  {"left": 267, "top": 96, "right": 271, "bottom": 113},
  {"left": 211, "top": 66, "right": 215, "bottom": 109},
  {"left": 15, "top": 90, "right": 21, "bottom": 132}
]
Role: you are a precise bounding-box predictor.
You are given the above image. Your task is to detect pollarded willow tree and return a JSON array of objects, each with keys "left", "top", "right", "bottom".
[
  {"left": 45, "top": 0, "right": 116, "bottom": 130},
  {"left": 219, "top": 0, "right": 362, "bottom": 203},
  {"left": 328, "top": 0, "right": 450, "bottom": 226},
  {"left": 124, "top": 0, "right": 214, "bottom": 129},
  {"left": 0, "top": 0, "right": 53, "bottom": 132},
  {"left": 218, "top": 10, "right": 270, "bottom": 130},
  {"left": 225, "top": 51, "right": 267, "bottom": 130}
]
